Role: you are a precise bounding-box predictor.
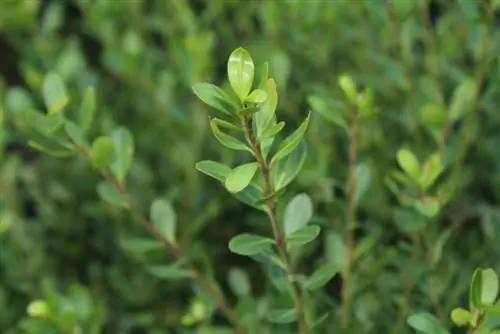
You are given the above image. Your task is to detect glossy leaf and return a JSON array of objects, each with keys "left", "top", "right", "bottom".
[
  {"left": 150, "top": 199, "right": 177, "bottom": 244},
  {"left": 224, "top": 162, "right": 259, "bottom": 193},
  {"left": 283, "top": 193, "right": 314, "bottom": 236},
  {"left": 246, "top": 89, "right": 267, "bottom": 103},
  {"left": 270, "top": 112, "right": 311, "bottom": 167},
  {"left": 192, "top": 83, "right": 234, "bottom": 115},
  {"left": 228, "top": 233, "right": 274, "bottom": 256},
  {"left": 227, "top": 47, "right": 254, "bottom": 101}
]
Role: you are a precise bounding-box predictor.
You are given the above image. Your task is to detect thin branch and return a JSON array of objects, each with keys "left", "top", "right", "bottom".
[
  {"left": 68, "top": 136, "right": 247, "bottom": 334},
  {"left": 243, "top": 116, "right": 309, "bottom": 334}
]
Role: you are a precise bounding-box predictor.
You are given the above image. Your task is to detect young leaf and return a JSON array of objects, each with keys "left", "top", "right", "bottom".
[
  {"left": 304, "top": 263, "right": 339, "bottom": 290},
  {"left": 210, "top": 119, "right": 252, "bottom": 152},
  {"left": 192, "top": 83, "right": 234, "bottom": 116},
  {"left": 338, "top": 75, "right": 358, "bottom": 103},
  {"left": 246, "top": 89, "right": 267, "bottom": 103},
  {"left": 283, "top": 193, "right": 314, "bottom": 236},
  {"left": 150, "top": 199, "right": 177, "bottom": 244},
  {"left": 267, "top": 309, "right": 297, "bottom": 324},
  {"left": 228, "top": 233, "right": 275, "bottom": 256},
  {"left": 270, "top": 112, "right": 311, "bottom": 167},
  {"left": 450, "top": 308, "right": 473, "bottom": 327},
  {"left": 227, "top": 47, "right": 255, "bottom": 101},
  {"left": 79, "top": 86, "right": 95, "bottom": 134},
  {"left": 43, "top": 72, "right": 68, "bottom": 114},
  {"left": 224, "top": 162, "right": 259, "bottom": 193},
  {"left": 90, "top": 136, "right": 115, "bottom": 168},
  {"left": 397, "top": 148, "right": 420, "bottom": 180},
  {"left": 196, "top": 160, "right": 232, "bottom": 182},
  {"left": 285, "top": 225, "right": 321, "bottom": 249},
  {"left": 146, "top": 265, "right": 194, "bottom": 280},
  {"left": 97, "top": 182, "right": 127, "bottom": 207},
  {"left": 111, "top": 127, "right": 134, "bottom": 184}
]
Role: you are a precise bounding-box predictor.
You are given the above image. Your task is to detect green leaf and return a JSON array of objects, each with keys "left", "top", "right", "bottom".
[
  {"left": 150, "top": 199, "right": 177, "bottom": 244},
  {"left": 228, "top": 233, "right": 275, "bottom": 256},
  {"left": 227, "top": 268, "right": 251, "bottom": 297},
  {"left": 283, "top": 193, "right": 314, "bottom": 236},
  {"left": 393, "top": 207, "right": 427, "bottom": 234},
  {"left": 397, "top": 148, "right": 420, "bottom": 180},
  {"left": 224, "top": 162, "right": 259, "bottom": 193},
  {"left": 111, "top": 127, "right": 134, "bottom": 184},
  {"left": 196, "top": 160, "right": 232, "bottom": 182},
  {"left": 192, "top": 83, "right": 233, "bottom": 116},
  {"left": 43, "top": 72, "right": 68, "bottom": 114},
  {"left": 272, "top": 140, "right": 308, "bottom": 191},
  {"left": 481, "top": 269, "right": 499, "bottom": 307},
  {"left": 79, "top": 86, "right": 95, "bottom": 134},
  {"left": 470, "top": 268, "right": 482, "bottom": 309},
  {"left": 414, "top": 198, "right": 440, "bottom": 218},
  {"left": 419, "top": 154, "right": 445, "bottom": 190},
  {"left": 325, "top": 232, "right": 348, "bottom": 271},
  {"left": 64, "top": 120, "right": 87, "bottom": 148},
  {"left": 212, "top": 117, "right": 242, "bottom": 132},
  {"left": 431, "top": 230, "right": 451, "bottom": 264},
  {"left": 449, "top": 79, "right": 477, "bottom": 122},
  {"left": 227, "top": 47, "right": 255, "bottom": 101},
  {"left": 120, "top": 238, "right": 163, "bottom": 253},
  {"left": 97, "top": 182, "right": 127, "bottom": 207},
  {"left": 308, "top": 95, "right": 347, "bottom": 130},
  {"left": 255, "top": 79, "right": 278, "bottom": 139},
  {"left": 146, "top": 265, "right": 194, "bottom": 280},
  {"left": 450, "top": 308, "right": 473, "bottom": 327},
  {"left": 407, "top": 312, "right": 449, "bottom": 334},
  {"left": 338, "top": 75, "right": 357, "bottom": 103},
  {"left": 255, "top": 62, "right": 269, "bottom": 90},
  {"left": 270, "top": 112, "right": 311, "bottom": 167},
  {"left": 90, "top": 136, "right": 115, "bottom": 168},
  {"left": 304, "top": 263, "right": 339, "bottom": 290},
  {"left": 28, "top": 140, "right": 73, "bottom": 157},
  {"left": 210, "top": 119, "right": 251, "bottom": 152},
  {"left": 246, "top": 89, "right": 267, "bottom": 103},
  {"left": 267, "top": 309, "right": 297, "bottom": 324},
  {"left": 261, "top": 121, "right": 285, "bottom": 139},
  {"left": 286, "top": 225, "right": 321, "bottom": 249},
  {"left": 354, "top": 163, "right": 372, "bottom": 204}
]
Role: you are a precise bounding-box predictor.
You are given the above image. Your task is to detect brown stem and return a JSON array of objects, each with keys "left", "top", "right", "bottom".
[
  {"left": 243, "top": 116, "right": 308, "bottom": 334},
  {"left": 68, "top": 136, "right": 246, "bottom": 334},
  {"left": 341, "top": 102, "right": 358, "bottom": 329}
]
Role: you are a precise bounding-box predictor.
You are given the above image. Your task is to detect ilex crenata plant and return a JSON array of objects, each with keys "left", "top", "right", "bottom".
[{"left": 193, "top": 47, "right": 338, "bottom": 333}]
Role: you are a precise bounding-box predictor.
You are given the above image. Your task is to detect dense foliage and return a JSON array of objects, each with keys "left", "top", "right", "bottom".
[{"left": 1, "top": 1, "right": 500, "bottom": 333}]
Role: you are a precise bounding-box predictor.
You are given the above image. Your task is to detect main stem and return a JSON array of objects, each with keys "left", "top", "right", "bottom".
[
  {"left": 341, "top": 103, "right": 358, "bottom": 330},
  {"left": 69, "top": 137, "right": 246, "bottom": 334},
  {"left": 243, "top": 116, "right": 309, "bottom": 334}
]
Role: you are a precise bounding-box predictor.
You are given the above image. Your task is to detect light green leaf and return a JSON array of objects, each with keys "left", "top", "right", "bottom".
[
  {"left": 146, "top": 265, "right": 194, "bottom": 280},
  {"left": 228, "top": 233, "right": 275, "bottom": 256},
  {"left": 79, "top": 86, "right": 95, "bottom": 134},
  {"left": 407, "top": 312, "right": 449, "bottom": 334},
  {"left": 64, "top": 120, "right": 87, "bottom": 148},
  {"left": 43, "top": 72, "right": 68, "bottom": 114},
  {"left": 90, "top": 136, "right": 115, "bottom": 168},
  {"left": 481, "top": 269, "right": 499, "bottom": 307},
  {"left": 283, "top": 193, "right": 314, "bottom": 236},
  {"left": 256, "top": 79, "right": 278, "bottom": 139},
  {"left": 227, "top": 268, "right": 251, "bottom": 297},
  {"left": 267, "top": 309, "right": 297, "bottom": 324},
  {"left": 261, "top": 121, "right": 285, "bottom": 139},
  {"left": 255, "top": 62, "right": 269, "bottom": 90},
  {"left": 227, "top": 47, "right": 255, "bottom": 101},
  {"left": 196, "top": 160, "right": 232, "bottom": 182},
  {"left": 286, "top": 225, "right": 321, "bottom": 249},
  {"left": 419, "top": 154, "right": 445, "bottom": 190},
  {"left": 397, "top": 148, "right": 420, "bottom": 180},
  {"left": 246, "top": 89, "right": 267, "bottom": 103},
  {"left": 326, "top": 232, "right": 348, "bottom": 271},
  {"left": 338, "top": 75, "right": 357, "bottom": 103},
  {"left": 450, "top": 308, "right": 473, "bottom": 327},
  {"left": 304, "top": 263, "right": 339, "bottom": 290},
  {"left": 120, "top": 238, "right": 163, "bottom": 253},
  {"left": 192, "top": 83, "right": 234, "bottom": 115},
  {"left": 210, "top": 119, "right": 252, "bottom": 152},
  {"left": 270, "top": 112, "right": 311, "bottom": 167},
  {"left": 212, "top": 117, "right": 242, "bottom": 132},
  {"left": 150, "top": 199, "right": 176, "bottom": 244},
  {"left": 111, "top": 127, "right": 134, "bottom": 184},
  {"left": 225, "top": 162, "right": 259, "bottom": 193},
  {"left": 97, "top": 182, "right": 127, "bottom": 207},
  {"left": 470, "top": 268, "right": 482, "bottom": 309},
  {"left": 431, "top": 230, "right": 451, "bottom": 264}
]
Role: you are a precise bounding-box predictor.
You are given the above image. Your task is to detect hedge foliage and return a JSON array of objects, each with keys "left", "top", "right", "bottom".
[{"left": 1, "top": 1, "right": 500, "bottom": 333}]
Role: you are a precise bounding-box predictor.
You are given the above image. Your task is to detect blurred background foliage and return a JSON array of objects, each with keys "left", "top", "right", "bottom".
[{"left": 1, "top": 0, "right": 500, "bottom": 333}]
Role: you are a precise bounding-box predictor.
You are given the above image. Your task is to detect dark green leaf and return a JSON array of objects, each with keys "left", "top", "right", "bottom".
[
  {"left": 271, "top": 140, "right": 308, "bottom": 191},
  {"left": 96, "top": 182, "right": 127, "bottom": 207},
  {"left": 304, "top": 263, "right": 339, "bottom": 290}
]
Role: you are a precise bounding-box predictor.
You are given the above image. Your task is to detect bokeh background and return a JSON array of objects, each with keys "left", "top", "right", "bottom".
[{"left": 1, "top": 0, "right": 500, "bottom": 333}]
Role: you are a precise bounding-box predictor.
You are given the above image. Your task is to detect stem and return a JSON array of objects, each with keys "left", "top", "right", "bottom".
[
  {"left": 243, "top": 116, "right": 309, "bottom": 334},
  {"left": 68, "top": 136, "right": 246, "bottom": 334},
  {"left": 341, "top": 102, "right": 358, "bottom": 329}
]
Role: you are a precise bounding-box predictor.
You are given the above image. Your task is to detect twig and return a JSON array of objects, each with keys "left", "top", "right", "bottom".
[
  {"left": 68, "top": 135, "right": 247, "bottom": 334},
  {"left": 341, "top": 102, "right": 358, "bottom": 329},
  {"left": 243, "top": 116, "right": 309, "bottom": 334}
]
